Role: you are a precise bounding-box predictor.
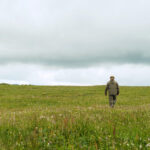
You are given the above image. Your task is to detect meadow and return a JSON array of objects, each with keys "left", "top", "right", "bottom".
[{"left": 0, "top": 84, "right": 150, "bottom": 150}]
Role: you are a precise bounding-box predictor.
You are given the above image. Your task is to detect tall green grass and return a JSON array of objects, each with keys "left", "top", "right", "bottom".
[{"left": 0, "top": 84, "right": 150, "bottom": 149}]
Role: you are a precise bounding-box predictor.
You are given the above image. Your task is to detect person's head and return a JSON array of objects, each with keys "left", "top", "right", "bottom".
[{"left": 110, "top": 76, "right": 115, "bottom": 81}]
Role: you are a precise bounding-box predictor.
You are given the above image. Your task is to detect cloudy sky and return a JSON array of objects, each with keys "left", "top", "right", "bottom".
[{"left": 0, "top": 0, "right": 150, "bottom": 85}]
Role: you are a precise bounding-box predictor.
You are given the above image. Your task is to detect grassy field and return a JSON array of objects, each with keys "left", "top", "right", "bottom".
[{"left": 0, "top": 84, "right": 150, "bottom": 150}]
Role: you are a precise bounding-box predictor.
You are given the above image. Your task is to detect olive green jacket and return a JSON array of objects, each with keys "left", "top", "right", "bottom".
[{"left": 105, "top": 80, "right": 119, "bottom": 96}]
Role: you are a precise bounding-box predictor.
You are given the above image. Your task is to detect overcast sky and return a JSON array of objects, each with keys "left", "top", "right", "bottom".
[{"left": 0, "top": 0, "right": 150, "bottom": 85}]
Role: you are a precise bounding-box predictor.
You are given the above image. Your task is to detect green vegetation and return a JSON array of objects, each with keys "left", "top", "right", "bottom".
[{"left": 0, "top": 84, "right": 150, "bottom": 150}]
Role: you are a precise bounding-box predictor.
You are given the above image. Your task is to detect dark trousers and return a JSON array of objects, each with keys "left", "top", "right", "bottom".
[{"left": 109, "top": 95, "right": 117, "bottom": 107}]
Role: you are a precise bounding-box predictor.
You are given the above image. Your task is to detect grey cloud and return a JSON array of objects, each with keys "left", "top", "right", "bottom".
[{"left": 0, "top": 0, "right": 150, "bottom": 67}]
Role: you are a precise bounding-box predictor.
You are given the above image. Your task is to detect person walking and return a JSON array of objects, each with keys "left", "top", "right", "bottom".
[{"left": 105, "top": 76, "right": 119, "bottom": 108}]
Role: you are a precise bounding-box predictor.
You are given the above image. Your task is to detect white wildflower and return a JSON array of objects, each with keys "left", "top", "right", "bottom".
[
  {"left": 146, "top": 143, "right": 150, "bottom": 147},
  {"left": 59, "top": 114, "right": 62, "bottom": 117},
  {"left": 139, "top": 145, "right": 142, "bottom": 149}
]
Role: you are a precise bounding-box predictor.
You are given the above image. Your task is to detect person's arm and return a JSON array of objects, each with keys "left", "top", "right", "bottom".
[
  {"left": 105, "top": 83, "right": 109, "bottom": 96},
  {"left": 116, "top": 83, "right": 119, "bottom": 95}
]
